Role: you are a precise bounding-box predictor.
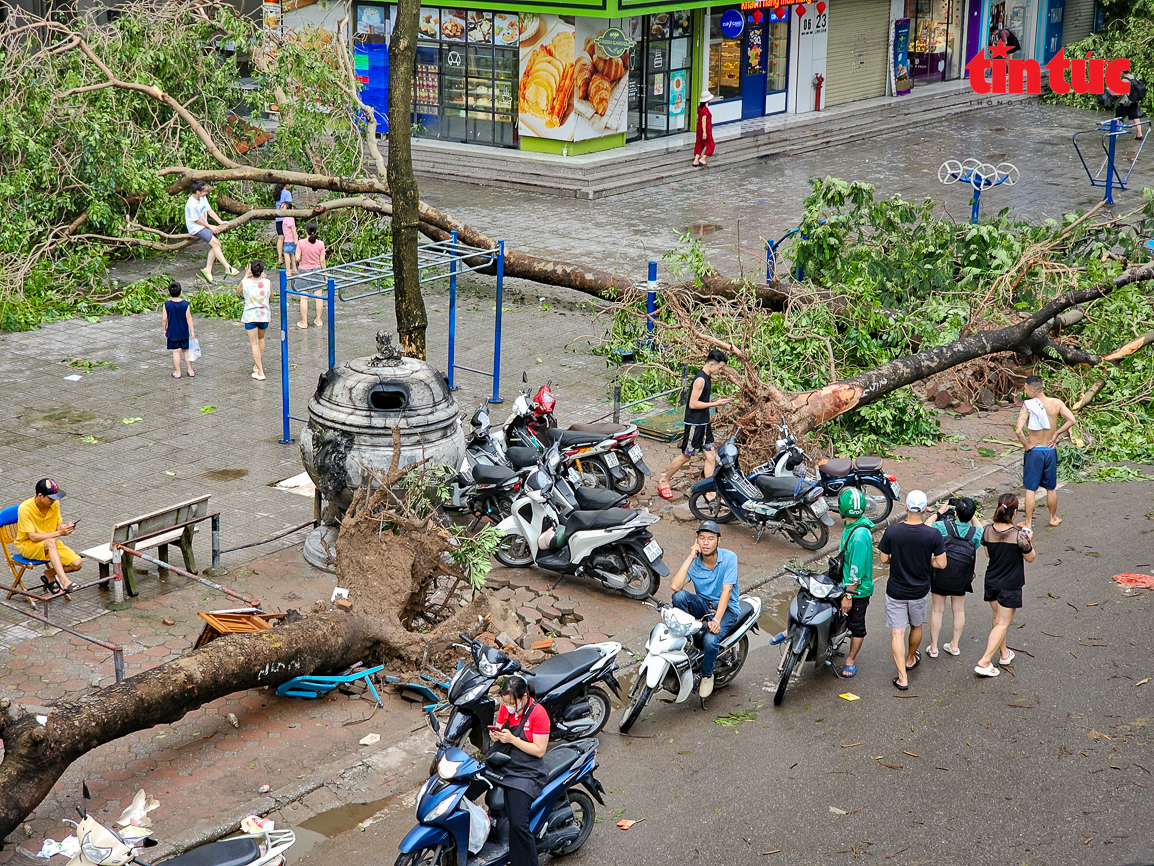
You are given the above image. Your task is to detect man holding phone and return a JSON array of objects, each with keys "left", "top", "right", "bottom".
[{"left": 15, "top": 478, "right": 82, "bottom": 594}]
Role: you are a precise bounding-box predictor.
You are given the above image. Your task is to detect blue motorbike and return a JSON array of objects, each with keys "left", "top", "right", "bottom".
[{"left": 396, "top": 712, "right": 605, "bottom": 866}]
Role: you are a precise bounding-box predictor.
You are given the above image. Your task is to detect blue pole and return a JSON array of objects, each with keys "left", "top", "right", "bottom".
[
  {"left": 766, "top": 240, "right": 774, "bottom": 285},
  {"left": 327, "top": 276, "right": 336, "bottom": 369},
  {"left": 279, "top": 269, "right": 291, "bottom": 444},
  {"left": 971, "top": 186, "right": 982, "bottom": 225},
  {"left": 1104, "top": 117, "right": 1118, "bottom": 205},
  {"left": 646, "top": 260, "right": 657, "bottom": 347},
  {"left": 489, "top": 240, "right": 504, "bottom": 404},
  {"left": 448, "top": 230, "right": 458, "bottom": 390}
]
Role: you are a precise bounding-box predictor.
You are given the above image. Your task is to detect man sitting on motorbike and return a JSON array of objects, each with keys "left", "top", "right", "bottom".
[{"left": 670, "top": 520, "right": 741, "bottom": 698}]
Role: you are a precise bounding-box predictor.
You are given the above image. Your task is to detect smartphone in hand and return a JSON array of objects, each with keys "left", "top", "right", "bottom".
[{"left": 487, "top": 725, "right": 502, "bottom": 732}]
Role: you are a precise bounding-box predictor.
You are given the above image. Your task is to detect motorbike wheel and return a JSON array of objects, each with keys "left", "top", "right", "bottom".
[
  {"left": 611, "top": 458, "right": 646, "bottom": 496},
  {"left": 494, "top": 533, "right": 533, "bottom": 567},
  {"left": 858, "top": 480, "right": 894, "bottom": 522},
  {"left": 712, "top": 636, "right": 749, "bottom": 690},
  {"left": 786, "top": 506, "right": 829, "bottom": 551},
  {"left": 618, "top": 678, "right": 653, "bottom": 733},
  {"left": 619, "top": 549, "right": 660, "bottom": 600},
  {"left": 552, "top": 790, "right": 597, "bottom": 856},
  {"left": 394, "top": 845, "right": 452, "bottom": 866},
  {"left": 774, "top": 649, "right": 802, "bottom": 707},
  {"left": 579, "top": 457, "right": 614, "bottom": 490},
  {"left": 688, "top": 491, "right": 737, "bottom": 524},
  {"left": 582, "top": 685, "right": 613, "bottom": 737}
]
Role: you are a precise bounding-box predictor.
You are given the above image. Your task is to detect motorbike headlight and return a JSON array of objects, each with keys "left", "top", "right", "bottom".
[
  {"left": 662, "top": 607, "right": 698, "bottom": 638},
  {"left": 81, "top": 834, "right": 113, "bottom": 865},
  {"left": 415, "top": 779, "right": 432, "bottom": 819},
  {"left": 437, "top": 755, "right": 465, "bottom": 780},
  {"left": 459, "top": 681, "right": 490, "bottom": 704},
  {"left": 807, "top": 577, "right": 834, "bottom": 599},
  {"left": 477, "top": 655, "right": 499, "bottom": 678},
  {"left": 426, "top": 793, "right": 458, "bottom": 821}
]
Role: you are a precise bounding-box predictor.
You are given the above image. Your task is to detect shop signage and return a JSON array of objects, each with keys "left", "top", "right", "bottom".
[
  {"left": 719, "top": 9, "right": 744, "bottom": 38},
  {"left": 892, "top": 18, "right": 911, "bottom": 96},
  {"left": 592, "top": 27, "right": 633, "bottom": 59},
  {"left": 966, "top": 47, "right": 1132, "bottom": 95},
  {"left": 669, "top": 69, "right": 686, "bottom": 116},
  {"left": 739, "top": 0, "right": 792, "bottom": 8}
]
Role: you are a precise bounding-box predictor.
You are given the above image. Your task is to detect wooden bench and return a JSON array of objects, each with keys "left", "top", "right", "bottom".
[{"left": 81, "top": 496, "right": 211, "bottom": 597}]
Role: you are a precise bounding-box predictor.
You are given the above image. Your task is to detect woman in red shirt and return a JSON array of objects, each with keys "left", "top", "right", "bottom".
[
  {"left": 490, "top": 676, "right": 550, "bottom": 866},
  {"left": 693, "top": 90, "right": 715, "bottom": 167}
]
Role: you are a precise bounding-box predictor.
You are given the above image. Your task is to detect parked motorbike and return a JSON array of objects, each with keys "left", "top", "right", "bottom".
[
  {"left": 772, "top": 566, "right": 849, "bottom": 706},
  {"left": 757, "top": 422, "right": 900, "bottom": 522},
  {"left": 397, "top": 711, "right": 604, "bottom": 866},
  {"left": 445, "top": 405, "right": 516, "bottom": 522},
  {"left": 493, "top": 467, "right": 668, "bottom": 598},
  {"left": 688, "top": 429, "right": 834, "bottom": 550},
  {"left": 33, "top": 784, "right": 294, "bottom": 866},
  {"left": 442, "top": 633, "right": 621, "bottom": 754},
  {"left": 618, "top": 596, "right": 763, "bottom": 733}
]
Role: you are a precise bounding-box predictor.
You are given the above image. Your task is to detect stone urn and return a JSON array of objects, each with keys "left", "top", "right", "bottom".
[{"left": 299, "top": 332, "right": 465, "bottom": 569}]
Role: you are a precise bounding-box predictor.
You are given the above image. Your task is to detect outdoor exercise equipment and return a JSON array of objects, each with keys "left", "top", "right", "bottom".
[
  {"left": 937, "top": 159, "right": 1019, "bottom": 224},
  {"left": 1072, "top": 117, "right": 1148, "bottom": 205},
  {"left": 278, "top": 232, "right": 504, "bottom": 444}
]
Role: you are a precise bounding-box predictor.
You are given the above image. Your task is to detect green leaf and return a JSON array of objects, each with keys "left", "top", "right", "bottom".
[
  {"left": 200, "top": 405, "right": 216, "bottom": 413},
  {"left": 122, "top": 417, "right": 143, "bottom": 424}
]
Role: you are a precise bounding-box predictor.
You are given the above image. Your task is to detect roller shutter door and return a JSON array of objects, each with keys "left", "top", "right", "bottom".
[
  {"left": 1062, "top": 0, "right": 1094, "bottom": 45},
  {"left": 824, "top": 0, "right": 890, "bottom": 106}
]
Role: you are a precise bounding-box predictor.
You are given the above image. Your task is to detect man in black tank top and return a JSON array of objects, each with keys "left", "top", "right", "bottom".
[{"left": 657, "top": 349, "right": 732, "bottom": 499}]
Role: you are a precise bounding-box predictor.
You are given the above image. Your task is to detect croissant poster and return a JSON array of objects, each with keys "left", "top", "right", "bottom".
[
  {"left": 518, "top": 15, "right": 577, "bottom": 141},
  {"left": 572, "top": 20, "right": 630, "bottom": 140}
]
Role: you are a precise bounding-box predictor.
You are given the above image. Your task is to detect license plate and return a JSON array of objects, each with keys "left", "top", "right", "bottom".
[
  {"left": 569, "top": 468, "right": 581, "bottom": 483},
  {"left": 628, "top": 444, "right": 643, "bottom": 462},
  {"left": 643, "top": 539, "right": 663, "bottom": 562},
  {"left": 604, "top": 453, "right": 619, "bottom": 468},
  {"left": 891, "top": 481, "right": 901, "bottom": 498},
  {"left": 811, "top": 497, "right": 829, "bottom": 515}
]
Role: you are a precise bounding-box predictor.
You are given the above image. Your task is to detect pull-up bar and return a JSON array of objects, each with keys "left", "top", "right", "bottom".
[
  {"left": 1073, "top": 117, "right": 1148, "bottom": 205},
  {"left": 277, "top": 235, "right": 505, "bottom": 443}
]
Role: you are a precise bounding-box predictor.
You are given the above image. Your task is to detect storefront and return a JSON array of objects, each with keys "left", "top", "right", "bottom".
[
  {"left": 904, "top": 0, "right": 964, "bottom": 82},
  {"left": 627, "top": 12, "right": 697, "bottom": 141},
  {"left": 824, "top": 0, "right": 889, "bottom": 106},
  {"left": 707, "top": 4, "right": 791, "bottom": 123}
]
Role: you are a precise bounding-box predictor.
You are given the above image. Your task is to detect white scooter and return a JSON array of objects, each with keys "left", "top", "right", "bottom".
[
  {"left": 618, "top": 595, "right": 762, "bottom": 733},
  {"left": 493, "top": 467, "right": 668, "bottom": 599}
]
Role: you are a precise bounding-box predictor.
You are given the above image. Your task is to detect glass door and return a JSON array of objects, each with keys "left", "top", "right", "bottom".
[{"left": 741, "top": 13, "right": 766, "bottom": 119}]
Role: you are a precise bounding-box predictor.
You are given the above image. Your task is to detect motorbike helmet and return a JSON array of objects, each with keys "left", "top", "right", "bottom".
[
  {"left": 525, "top": 469, "right": 552, "bottom": 503},
  {"left": 838, "top": 488, "right": 866, "bottom": 519},
  {"left": 696, "top": 520, "right": 722, "bottom": 537}
]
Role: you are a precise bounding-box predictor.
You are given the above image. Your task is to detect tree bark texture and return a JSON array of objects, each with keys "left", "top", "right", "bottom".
[
  {"left": 386, "top": 0, "right": 428, "bottom": 359},
  {"left": 0, "top": 614, "right": 388, "bottom": 843}
]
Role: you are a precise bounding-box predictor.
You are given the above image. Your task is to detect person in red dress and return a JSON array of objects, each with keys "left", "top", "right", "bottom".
[{"left": 693, "top": 90, "right": 715, "bottom": 167}]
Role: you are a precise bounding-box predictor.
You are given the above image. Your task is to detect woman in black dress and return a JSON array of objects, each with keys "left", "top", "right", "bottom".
[{"left": 975, "top": 493, "right": 1036, "bottom": 677}]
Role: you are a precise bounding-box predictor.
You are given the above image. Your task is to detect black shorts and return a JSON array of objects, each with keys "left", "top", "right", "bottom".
[
  {"left": 167, "top": 338, "right": 189, "bottom": 351},
  {"left": 845, "top": 595, "right": 870, "bottom": 638},
  {"left": 1116, "top": 103, "right": 1142, "bottom": 121},
  {"left": 984, "top": 585, "right": 1023, "bottom": 609},
  {"left": 680, "top": 422, "right": 715, "bottom": 456},
  {"left": 275, "top": 220, "right": 284, "bottom": 237}
]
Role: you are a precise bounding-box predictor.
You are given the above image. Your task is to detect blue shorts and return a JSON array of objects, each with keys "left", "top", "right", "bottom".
[
  {"left": 167, "top": 338, "right": 189, "bottom": 350},
  {"left": 193, "top": 227, "right": 214, "bottom": 244},
  {"left": 244, "top": 322, "right": 269, "bottom": 331},
  {"left": 1023, "top": 446, "right": 1057, "bottom": 490}
]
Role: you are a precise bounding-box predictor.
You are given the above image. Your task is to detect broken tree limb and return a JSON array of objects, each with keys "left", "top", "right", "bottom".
[{"left": 1074, "top": 379, "right": 1106, "bottom": 412}]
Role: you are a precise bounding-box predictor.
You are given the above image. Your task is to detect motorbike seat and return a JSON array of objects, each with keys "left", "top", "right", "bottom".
[
  {"left": 505, "top": 447, "right": 540, "bottom": 469},
  {"left": 545, "top": 428, "right": 606, "bottom": 447},
  {"left": 753, "top": 474, "right": 804, "bottom": 499},
  {"left": 564, "top": 508, "right": 637, "bottom": 534},
  {"left": 473, "top": 464, "right": 516, "bottom": 484},
  {"left": 525, "top": 647, "right": 602, "bottom": 696},
  {"left": 567, "top": 422, "right": 633, "bottom": 437},
  {"left": 854, "top": 456, "right": 883, "bottom": 473},
  {"left": 573, "top": 487, "right": 627, "bottom": 510},
  {"left": 818, "top": 458, "right": 853, "bottom": 478},
  {"left": 162, "top": 838, "right": 261, "bottom": 866},
  {"left": 541, "top": 744, "right": 584, "bottom": 783}
]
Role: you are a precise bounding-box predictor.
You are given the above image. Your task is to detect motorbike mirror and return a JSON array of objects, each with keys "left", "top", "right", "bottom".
[
  {"left": 426, "top": 709, "right": 441, "bottom": 736},
  {"left": 77, "top": 781, "right": 89, "bottom": 819},
  {"left": 522, "top": 372, "right": 528, "bottom": 383}
]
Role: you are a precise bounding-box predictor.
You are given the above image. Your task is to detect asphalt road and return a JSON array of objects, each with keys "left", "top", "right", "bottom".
[{"left": 290, "top": 475, "right": 1154, "bottom": 866}]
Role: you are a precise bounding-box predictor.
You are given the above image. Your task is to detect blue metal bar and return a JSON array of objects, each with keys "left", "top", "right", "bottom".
[
  {"left": 279, "top": 269, "right": 292, "bottom": 445},
  {"left": 327, "top": 277, "right": 336, "bottom": 370},
  {"left": 490, "top": 240, "right": 504, "bottom": 404},
  {"left": 1105, "top": 117, "right": 1118, "bottom": 205},
  {"left": 971, "top": 186, "right": 982, "bottom": 224},
  {"left": 646, "top": 261, "right": 657, "bottom": 347},
  {"left": 448, "top": 230, "right": 458, "bottom": 390}
]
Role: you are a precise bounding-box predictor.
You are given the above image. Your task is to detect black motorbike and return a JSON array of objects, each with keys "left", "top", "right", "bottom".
[
  {"left": 772, "top": 566, "right": 849, "bottom": 706},
  {"left": 442, "top": 633, "right": 622, "bottom": 755},
  {"left": 689, "top": 428, "right": 834, "bottom": 550}
]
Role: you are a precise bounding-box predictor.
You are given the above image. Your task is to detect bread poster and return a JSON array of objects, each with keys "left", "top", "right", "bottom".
[
  {"left": 518, "top": 15, "right": 576, "bottom": 141},
  {"left": 572, "top": 20, "right": 631, "bottom": 141}
]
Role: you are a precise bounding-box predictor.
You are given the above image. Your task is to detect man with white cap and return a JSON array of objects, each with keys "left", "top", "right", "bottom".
[{"left": 877, "top": 490, "right": 947, "bottom": 690}]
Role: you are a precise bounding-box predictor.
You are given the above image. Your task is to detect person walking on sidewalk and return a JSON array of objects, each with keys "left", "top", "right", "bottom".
[
  {"left": 693, "top": 90, "right": 715, "bottom": 167},
  {"left": 835, "top": 488, "right": 875, "bottom": 679},
  {"left": 924, "top": 497, "right": 981, "bottom": 658},
  {"left": 161, "top": 281, "right": 196, "bottom": 379},
  {"left": 237, "top": 261, "right": 272, "bottom": 381},
  {"left": 1015, "top": 375, "right": 1075, "bottom": 528},
  {"left": 296, "top": 222, "right": 327, "bottom": 329},
  {"left": 15, "top": 479, "right": 81, "bottom": 594},
  {"left": 656, "top": 349, "right": 732, "bottom": 500},
  {"left": 975, "top": 494, "right": 1035, "bottom": 677},
  {"left": 878, "top": 490, "right": 946, "bottom": 690},
  {"left": 185, "top": 180, "right": 237, "bottom": 285}
]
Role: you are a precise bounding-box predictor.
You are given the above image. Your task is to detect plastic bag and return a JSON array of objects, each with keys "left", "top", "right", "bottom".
[
  {"left": 462, "top": 798, "right": 490, "bottom": 854},
  {"left": 188, "top": 337, "right": 201, "bottom": 361}
]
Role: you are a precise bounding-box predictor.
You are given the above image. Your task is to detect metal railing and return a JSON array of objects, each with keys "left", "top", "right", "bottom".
[{"left": 609, "top": 364, "right": 689, "bottom": 424}]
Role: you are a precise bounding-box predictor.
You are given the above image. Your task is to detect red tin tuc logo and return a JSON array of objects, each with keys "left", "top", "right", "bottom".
[{"left": 967, "top": 46, "right": 1132, "bottom": 96}]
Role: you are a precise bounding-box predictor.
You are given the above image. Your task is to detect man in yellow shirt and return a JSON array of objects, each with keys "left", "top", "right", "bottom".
[{"left": 16, "top": 478, "right": 81, "bottom": 593}]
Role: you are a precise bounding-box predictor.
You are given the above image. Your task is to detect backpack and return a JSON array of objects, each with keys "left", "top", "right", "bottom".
[{"left": 931, "top": 517, "right": 977, "bottom": 594}]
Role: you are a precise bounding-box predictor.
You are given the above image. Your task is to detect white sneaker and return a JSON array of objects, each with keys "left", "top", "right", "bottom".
[{"left": 699, "top": 675, "right": 715, "bottom": 698}]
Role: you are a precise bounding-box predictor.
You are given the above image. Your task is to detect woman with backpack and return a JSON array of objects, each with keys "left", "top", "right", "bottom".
[
  {"left": 974, "top": 493, "right": 1035, "bottom": 677},
  {"left": 924, "top": 497, "right": 982, "bottom": 658}
]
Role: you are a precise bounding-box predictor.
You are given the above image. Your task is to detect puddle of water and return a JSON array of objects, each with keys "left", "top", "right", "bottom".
[
  {"left": 284, "top": 793, "right": 405, "bottom": 866},
  {"left": 200, "top": 468, "right": 250, "bottom": 482},
  {"left": 684, "top": 222, "right": 722, "bottom": 237},
  {"left": 20, "top": 407, "right": 111, "bottom": 435}
]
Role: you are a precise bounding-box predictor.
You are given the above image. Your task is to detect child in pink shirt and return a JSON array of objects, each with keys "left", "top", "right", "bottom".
[
  {"left": 296, "top": 221, "right": 327, "bottom": 329},
  {"left": 280, "top": 202, "right": 299, "bottom": 278}
]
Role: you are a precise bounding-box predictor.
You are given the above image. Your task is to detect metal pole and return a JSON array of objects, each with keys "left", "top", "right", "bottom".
[
  {"left": 766, "top": 240, "right": 774, "bottom": 285},
  {"left": 115, "top": 543, "right": 262, "bottom": 608},
  {"left": 448, "top": 230, "right": 458, "bottom": 390},
  {"left": 111, "top": 546, "right": 125, "bottom": 604},
  {"left": 113, "top": 649, "right": 125, "bottom": 682},
  {"left": 971, "top": 186, "right": 982, "bottom": 224},
  {"left": 613, "top": 384, "right": 622, "bottom": 425},
  {"left": 0, "top": 600, "right": 125, "bottom": 681},
  {"left": 327, "top": 276, "right": 336, "bottom": 369},
  {"left": 646, "top": 261, "right": 657, "bottom": 347},
  {"left": 1104, "top": 117, "right": 1118, "bottom": 205},
  {"left": 489, "top": 240, "right": 504, "bottom": 404},
  {"left": 211, "top": 513, "right": 220, "bottom": 571},
  {"left": 279, "top": 268, "right": 291, "bottom": 444}
]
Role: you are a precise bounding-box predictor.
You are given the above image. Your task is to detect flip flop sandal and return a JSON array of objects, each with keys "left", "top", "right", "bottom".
[
  {"left": 187, "top": 371, "right": 195, "bottom": 377},
  {"left": 172, "top": 372, "right": 181, "bottom": 378},
  {"left": 198, "top": 268, "right": 214, "bottom": 284},
  {"left": 657, "top": 485, "right": 674, "bottom": 500},
  {"left": 998, "top": 650, "right": 1016, "bottom": 665},
  {"left": 768, "top": 630, "right": 788, "bottom": 646},
  {"left": 906, "top": 650, "right": 922, "bottom": 671},
  {"left": 943, "top": 642, "right": 961, "bottom": 656},
  {"left": 839, "top": 665, "right": 858, "bottom": 678},
  {"left": 926, "top": 646, "right": 939, "bottom": 659},
  {"left": 974, "top": 664, "right": 1000, "bottom": 677},
  {"left": 892, "top": 677, "right": 910, "bottom": 691}
]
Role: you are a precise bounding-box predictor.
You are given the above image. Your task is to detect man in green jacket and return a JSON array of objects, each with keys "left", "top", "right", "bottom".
[{"left": 837, "top": 488, "right": 875, "bottom": 679}]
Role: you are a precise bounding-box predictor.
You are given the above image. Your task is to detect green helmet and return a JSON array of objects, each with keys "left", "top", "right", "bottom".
[{"left": 839, "top": 488, "right": 866, "bottom": 519}]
